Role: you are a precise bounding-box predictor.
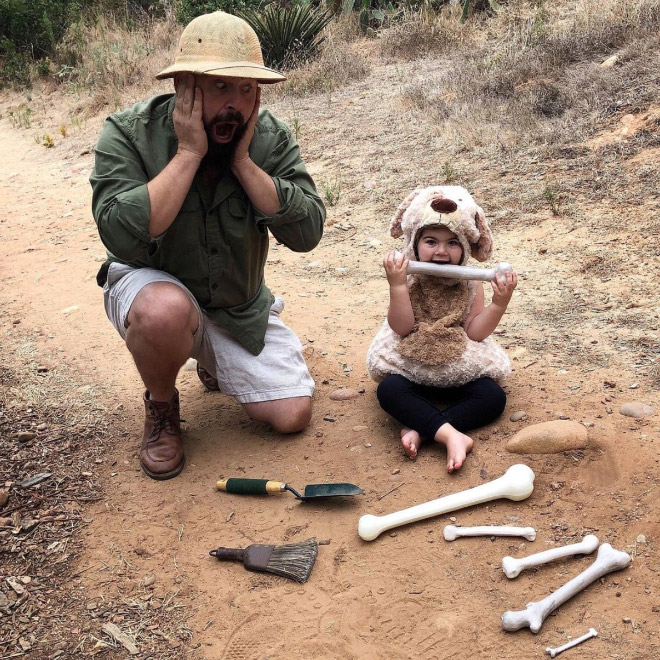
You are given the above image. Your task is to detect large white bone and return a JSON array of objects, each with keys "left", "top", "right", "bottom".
[
  {"left": 358, "top": 464, "right": 535, "bottom": 542},
  {"left": 501, "top": 543, "right": 632, "bottom": 633},
  {"left": 444, "top": 525, "right": 536, "bottom": 542},
  {"left": 395, "top": 251, "right": 513, "bottom": 282},
  {"left": 502, "top": 534, "right": 599, "bottom": 579}
]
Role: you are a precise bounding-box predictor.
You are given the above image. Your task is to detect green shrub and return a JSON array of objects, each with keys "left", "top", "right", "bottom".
[
  {"left": 174, "top": 0, "right": 264, "bottom": 24},
  {"left": 238, "top": 3, "right": 334, "bottom": 70}
]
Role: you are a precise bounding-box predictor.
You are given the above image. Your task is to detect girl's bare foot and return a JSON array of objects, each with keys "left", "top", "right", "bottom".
[
  {"left": 400, "top": 427, "right": 423, "bottom": 460},
  {"left": 434, "top": 423, "right": 474, "bottom": 473}
]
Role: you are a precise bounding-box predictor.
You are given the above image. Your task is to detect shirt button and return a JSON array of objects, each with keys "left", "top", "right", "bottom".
[
  {"left": 210, "top": 248, "right": 218, "bottom": 255},
  {"left": 212, "top": 283, "right": 218, "bottom": 290}
]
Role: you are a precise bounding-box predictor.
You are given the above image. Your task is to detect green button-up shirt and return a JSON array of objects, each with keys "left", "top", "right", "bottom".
[{"left": 90, "top": 94, "right": 325, "bottom": 355}]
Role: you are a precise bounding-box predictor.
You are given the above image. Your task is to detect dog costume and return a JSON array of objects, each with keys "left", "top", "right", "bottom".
[{"left": 366, "top": 185, "right": 511, "bottom": 387}]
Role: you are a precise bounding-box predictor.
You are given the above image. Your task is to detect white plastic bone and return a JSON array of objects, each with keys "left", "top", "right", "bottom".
[
  {"left": 546, "top": 628, "right": 598, "bottom": 657},
  {"left": 444, "top": 525, "right": 536, "bottom": 542},
  {"left": 358, "top": 464, "right": 535, "bottom": 542},
  {"left": 395, "top": 251, "right": 513, "bottom": 282},
  {"left": 502, "top": 534, "right": 599, "bottom": 579},
  {"left": 501, "top": 543, "right": 631, "bottom": 633}
]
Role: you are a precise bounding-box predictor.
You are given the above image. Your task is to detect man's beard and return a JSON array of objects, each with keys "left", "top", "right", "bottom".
[{"left": 201, "top": 110, "right": 247, "bottom": 175}]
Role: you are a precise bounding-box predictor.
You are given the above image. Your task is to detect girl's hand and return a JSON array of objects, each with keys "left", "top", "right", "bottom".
[
  {"left": 232, "top": 86, "right": 261, "bottom": 168},
  {"left": 490, "top": 269, "right": 517, "bottom": 307},
  {"left": 383, "top": 250, "right": 409, "bottom": 287},
  {"left": 173, "top": 74, "right": 207, "bottom": 159}
]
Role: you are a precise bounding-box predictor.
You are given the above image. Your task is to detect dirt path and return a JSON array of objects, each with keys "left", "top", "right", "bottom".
[{"left": 1, "top": 73, "right": 659, "bottom": 658}]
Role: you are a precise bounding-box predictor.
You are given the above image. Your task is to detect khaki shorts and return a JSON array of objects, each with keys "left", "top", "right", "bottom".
[{"left": 103, "top": 263, "right": 315, "bottom": 404}]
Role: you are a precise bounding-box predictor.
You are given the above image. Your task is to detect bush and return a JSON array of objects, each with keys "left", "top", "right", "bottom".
[
  {"left": 238, "top": 3, "right": 334, "bottom": 70},
  {"left": 173, "top": 0, "right": 264, "bottom": 24}
]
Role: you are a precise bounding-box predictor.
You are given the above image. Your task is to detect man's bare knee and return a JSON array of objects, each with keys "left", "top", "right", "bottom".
[
  {"left": 243, "top": 397, "right": 312, "bottom": 434},
  {"left": 128, "top": 283, "right": 197, "bottom": 341}
]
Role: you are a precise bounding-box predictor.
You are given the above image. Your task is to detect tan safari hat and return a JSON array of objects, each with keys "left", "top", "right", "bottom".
[{"left": 156, "top": 11, "right": 285, "bottom": 83}]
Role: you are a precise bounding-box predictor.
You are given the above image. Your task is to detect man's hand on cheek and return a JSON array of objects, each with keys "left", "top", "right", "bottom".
[
  {"left": 173, "top": 73, "right": 208, "bottom": 160},
  {"left": 232, "top": 86, "right": 261, "bottom": 168}
]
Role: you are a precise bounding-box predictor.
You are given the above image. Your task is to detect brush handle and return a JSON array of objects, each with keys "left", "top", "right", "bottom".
[
  {"left": 210, "top": 547, "right": 246, "bottom": 562},
  {"left": 216, "top": 478, "right": 286, "bottom": 495}
]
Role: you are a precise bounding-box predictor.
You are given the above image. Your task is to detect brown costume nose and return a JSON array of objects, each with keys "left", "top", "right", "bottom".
[{"left": 431, "top": 198, "right": 458, "bottom": 214}]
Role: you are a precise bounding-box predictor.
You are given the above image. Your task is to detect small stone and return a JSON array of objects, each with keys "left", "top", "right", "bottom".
[
  {"left": 36, "top": 423, "right": 47, "bottom": 431},
  {"left": 143, "top": 575, "right": 156, "bottom": 587},
  {"left": 392, "top": 469, "right": 400, "bottom": 475},
  {"left": 505, "top": 420, "right": 589, "bottom": 454},
  {"left": 60, "top": 305, "right": 79, "bottom": 314},
  {"left": 449, "top": 517, "right": 457, "bottom": 522},
  {"left": 620, "top": 402, "right": 655, "bottom": 419},
  {"left": 510, "top": 411, "right": 527, "bottom": 422},
  {"left": 601, "top": 54, "right": 619, "bottom": 67},
  {"left": 365, "top": 443, "right": 372, "bottom": 448},
  {"left": 622, "top": 616, "right": 631, "bottom": 623},
  {"left": 323, "top": 416, "right": 336, "bottom": 422},
  {"left": 17, "top": 431, "right": 36, "bottom": 442},
  {"left": 0, "top": 489, "right": 9, "bottom": 508},
  {"left": 329, "top": 388, "right": 360, "bottom": 401},
  {"left": 636, "top": 534, "right": 647, "bottom": 544}
]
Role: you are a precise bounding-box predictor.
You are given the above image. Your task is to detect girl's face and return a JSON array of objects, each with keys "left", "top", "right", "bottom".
[{"left": 416, "top": 226, "right": 463, "bottom": 265}]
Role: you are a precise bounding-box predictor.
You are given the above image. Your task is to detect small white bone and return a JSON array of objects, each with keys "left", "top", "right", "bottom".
[
  {"left": 358, "top": 464, "right": 535, "bottom": 541},
  {"left": 502, "top": 543, "right": 631, "bottom": 633},
  {"left": 546, "top": 628, "right": 598, "bottom": 657},
  {"left": 502, "top": 534, "right": 599, "bottom": 579},
  {"left": 444, "top": 525, "right": 536, "bottom": 542}
]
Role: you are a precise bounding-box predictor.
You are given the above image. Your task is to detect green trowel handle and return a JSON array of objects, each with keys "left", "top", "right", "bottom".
[{"left": 216, "top": 478, "right": 286, "bottom": 495}]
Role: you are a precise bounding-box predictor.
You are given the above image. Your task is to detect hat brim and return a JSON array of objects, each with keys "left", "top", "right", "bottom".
[{"left": 155, "top": 61, "right": 286, "bottom": 84}]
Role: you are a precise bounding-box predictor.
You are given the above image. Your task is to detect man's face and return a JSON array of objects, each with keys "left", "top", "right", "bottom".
[{"left": 195, "top": 75, "right": 258, "bottom": 145}]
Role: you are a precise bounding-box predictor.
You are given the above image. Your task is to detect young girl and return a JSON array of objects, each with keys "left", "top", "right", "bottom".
[{"left": 367, "top": 186, "right": 517, "bottom": 473}]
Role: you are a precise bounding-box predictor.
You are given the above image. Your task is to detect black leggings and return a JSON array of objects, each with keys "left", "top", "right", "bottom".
[{"left": 376, "top": 374, "right": 506, "bottom": 440}]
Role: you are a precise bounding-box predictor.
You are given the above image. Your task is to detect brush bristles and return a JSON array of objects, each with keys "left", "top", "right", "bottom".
[{"left": 267, "top": 538, "right": 318, "bottom": 583}]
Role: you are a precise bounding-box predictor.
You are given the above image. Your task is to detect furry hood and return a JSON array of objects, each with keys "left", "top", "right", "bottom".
[{"left": 389, "top": 185, "right": 493, "bottom": 266}]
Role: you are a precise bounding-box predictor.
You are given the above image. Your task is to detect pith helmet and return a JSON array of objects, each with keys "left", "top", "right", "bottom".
[{"left": 156, "top": 11, "right": 285, "bottom": 83}]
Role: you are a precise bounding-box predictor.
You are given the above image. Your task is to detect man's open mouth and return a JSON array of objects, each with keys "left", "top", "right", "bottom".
[{"left": 212, "top": 121, "right": 238, "bottom": 143}]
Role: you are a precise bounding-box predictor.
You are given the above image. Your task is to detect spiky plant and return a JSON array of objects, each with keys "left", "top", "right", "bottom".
[{"left": 238, "top": 3, "right": 334, "bottom": 70}]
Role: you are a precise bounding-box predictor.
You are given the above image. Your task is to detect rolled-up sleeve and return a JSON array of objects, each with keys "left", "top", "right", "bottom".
[
  {"left": 90, "top": 119, "right": 161, "bottom": 261},
  {"left": 255, "top": 130, "right": 325, "bottom": 253}
]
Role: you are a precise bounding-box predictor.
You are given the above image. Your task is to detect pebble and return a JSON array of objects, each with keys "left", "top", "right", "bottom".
[
  {"left": 329, "top": 388, "right": 360, "bottom": 401},
  {"left": 323, "top": 416, "right": 336, "bottom": 422},
  {"left": 365, "top": 443, "right": 372, "bottom": 448},
  {"left": 510, "top": 411, "right": 527, "bottom": 422},
  {"left": 17, "top": 431, "right": 36, "bottom": 442},
  {"left": 392, "top": 469, "right": 400, "bottom": 475},
  {"left": 143, "top": 575, "right": 156, "bottom": 587},
  {"left": 0, "top": 490, "right": 9, "bottom": 508},
  {"left": 636, "top": 534, "right": 647, "bottom": 544},
  {"left": 620, "top": 402, "right": 655, "bottom": 419},
  {"left": 505, "top": 420, "right": 589, "bottom": 454}
]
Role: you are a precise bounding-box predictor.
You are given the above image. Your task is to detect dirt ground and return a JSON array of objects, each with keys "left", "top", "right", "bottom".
[{"left": 1, "top": 53, "right": 660, "bottom": 659}]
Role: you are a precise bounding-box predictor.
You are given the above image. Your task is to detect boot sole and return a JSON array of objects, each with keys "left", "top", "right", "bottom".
[{"left": 141, "top": 455, "right": 186, "bottom": 481}]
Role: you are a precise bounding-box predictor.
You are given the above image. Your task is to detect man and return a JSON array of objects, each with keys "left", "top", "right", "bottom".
[{"left": 90, "top": 11, "right": 325, "bottom": 480}]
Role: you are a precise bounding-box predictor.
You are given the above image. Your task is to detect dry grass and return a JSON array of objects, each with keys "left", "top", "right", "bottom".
[
  {"left": 395, "top": 0, "right": 660, "bottom": 150},
  {"left": 0, "top": 327, "right": 193, "bottom": 658}
]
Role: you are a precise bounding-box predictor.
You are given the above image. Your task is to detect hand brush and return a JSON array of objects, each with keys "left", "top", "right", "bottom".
[{"left": 209, "top": 537, "right": 318, "bottom": 583}]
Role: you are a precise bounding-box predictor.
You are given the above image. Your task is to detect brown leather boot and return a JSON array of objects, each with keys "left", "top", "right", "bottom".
[{"left": 140, "top": 390, "right": 185, "bottom": 480}]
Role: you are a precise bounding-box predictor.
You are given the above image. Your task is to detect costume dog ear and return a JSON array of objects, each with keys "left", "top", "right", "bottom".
[
  {"left": 470, "top": 205, "right": 493, "bottom": 262},
  {"left": 390, "top": 188, "right": 422, "bottom": 238}
]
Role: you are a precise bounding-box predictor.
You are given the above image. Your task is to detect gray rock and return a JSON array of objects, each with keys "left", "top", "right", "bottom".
[
  {"left": 329, "top": 388, "right": 360, "bottom": 401},
  {"left": 506, "top": 420, "right": 589, "bottom": 454},
  {"left": 620, "top": 402, "right": 655, "bottom": 419},
  {"left": 510, "top": 411, "right": 527, "bottom": 422}
]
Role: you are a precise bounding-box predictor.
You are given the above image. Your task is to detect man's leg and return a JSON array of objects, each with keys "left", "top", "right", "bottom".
[
  {"left": 241, "top": 397, "right": 311, "bottom": 434},
  {"left": 198, "top": 297, "right": 314, "bottom": 434},
  {"left": 125, "top": 281, "right": 199, "bottom": 400}
]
